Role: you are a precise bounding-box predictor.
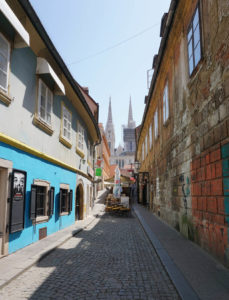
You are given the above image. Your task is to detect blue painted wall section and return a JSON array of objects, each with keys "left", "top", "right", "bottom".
[
  {"left": 0, "top": 141, "right": 76, "bottom": 253},
  {"left": 222, "top": 142, "right": 229, "bottom": 263}
]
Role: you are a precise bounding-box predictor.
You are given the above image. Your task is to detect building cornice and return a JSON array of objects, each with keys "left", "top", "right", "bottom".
[{"left": 0, "top": 132, "right": 92, "bottom": 181}]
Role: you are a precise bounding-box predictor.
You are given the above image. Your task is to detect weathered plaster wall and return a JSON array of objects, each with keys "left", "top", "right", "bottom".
[{"left": 137, "top": 0, "right": 229, "bottom": 265}]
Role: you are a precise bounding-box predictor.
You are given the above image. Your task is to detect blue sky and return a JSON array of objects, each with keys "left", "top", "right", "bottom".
[{"left": 30, "top": 0, "right": 171, "bottom": 147}]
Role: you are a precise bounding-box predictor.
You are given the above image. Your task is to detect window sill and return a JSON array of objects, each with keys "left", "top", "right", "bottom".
[
  {"left": 33, "top": 115, "right": 54, "bottom": 135},
  {"left": 0, "top": 90, "right": 12, "bottom": 106},
  {"left": 87, "top": 160, "right": 92, "bottom": 167},
  {"left": 59, "top": 135, "right": 72, "bottom": 149},
  {"left": 188, "top": 57, "right": 204, "bottom": 86},
  {"left": 60, "top": 211, "right": 69, "bottom": 216},
  {"left": 76, "top": 147, "right": 85, "bottom": 158},
  {"left": 163, "top": 117, "right": 170, "bottom": 127},
  {"left": 154, "top": 135, "right": 160, "bottom": 142},
  {"left": 33, "top": 216, "right": 49, "bottom": 224}
]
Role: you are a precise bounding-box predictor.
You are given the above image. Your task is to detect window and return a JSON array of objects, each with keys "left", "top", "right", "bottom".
[
  {"left": 154, "top": 108, "right": 158, "bottom": 138},
  {"left": 0, "top": 33, "right": 10, "bottom": 93},
  {"left": 142, "top": 143, "right": 144, "bottom": 162},
  {"left": 30, "top": 180, "right": 54, "bottom": 222},
  {"left": 63, "top": 105, "right": 71, "bottom": 141},
  {"left": 187, "top": 5, "right": 201, "bottom": 75},
  {"left": 78, "top": 122, "right": 84, "bottom": 151},
  {"left": 145, "top": 135, "right": 148, "bottom": 156},
  {"left": 36, "top": 186, "right": 46, "bottom": 216},
  {"left": 149, "top": 124, "right": 152, "bottom": 149},
  {"left": 38, "top": 79, "right": 53, "bottom": 125},
  {"left": 88, "top": 142, "right": 93, "bottom": 163},
  {"left": 163, "top": 82, "right": 169, "bottom": 123},
  {"left": 59, "top": 184, "right": 72, "bottom": 214},
  {"left": 60, "top": 103, "right": 72, "bottom": 148}
]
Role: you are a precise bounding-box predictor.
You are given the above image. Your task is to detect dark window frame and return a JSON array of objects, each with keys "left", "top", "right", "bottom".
[
  {"left": 187, "top": 2, "right": 202, "bottom": 76},
  {"left": 30, "top": 182, "right": 54, "bottom": 222},
  {"left": 60, "top": 188, "right": 68, "bottom": 213},
  {"left": 36, "top": 186, "right": 46, "bottom": 216}
]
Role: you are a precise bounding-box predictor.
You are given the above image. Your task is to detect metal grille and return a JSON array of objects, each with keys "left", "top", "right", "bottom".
[
  {"left": 36, "top": 186, "right": 46, "bottom": 216},
  {"left": 61, "top": 188, "right": 68, "bottom": 212}
]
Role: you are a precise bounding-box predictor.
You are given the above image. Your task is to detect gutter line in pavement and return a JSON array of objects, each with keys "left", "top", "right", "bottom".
[{"left": 133, "top": 207, "right": 200, "bottom": 300}]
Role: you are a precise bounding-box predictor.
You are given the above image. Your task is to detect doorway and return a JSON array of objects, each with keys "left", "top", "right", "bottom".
[
  {"left": 0, "top": 159, "right": 12, "bottom": 257},
  {"left": 75, "top": 184, "right": 84, "bottom": 220}
]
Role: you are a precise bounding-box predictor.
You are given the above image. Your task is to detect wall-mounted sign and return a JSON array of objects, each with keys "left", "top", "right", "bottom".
[
  {"left": 87, "top": 166, "right": 94, "bottom": 177},
  {"left": 9, "top": 169, "right": 27, "bottom": 233}
]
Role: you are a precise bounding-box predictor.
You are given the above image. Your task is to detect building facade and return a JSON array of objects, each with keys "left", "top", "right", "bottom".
[
  {"left": 96, "top": 123, "right": 111, "bottom": 190},
  {"left": 106, "top": 98, "right": 136, "bottom": 168},
  {"left": 0, "top": 0, "right": 100, "bottom": 256},
  {"left": 136, "top": 0, "right": 229, "bottom": 265}
]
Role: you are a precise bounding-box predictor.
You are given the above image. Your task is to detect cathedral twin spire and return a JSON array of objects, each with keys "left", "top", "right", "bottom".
[{"left": 105, "top": 96, "right": 135, "bottom": 155}]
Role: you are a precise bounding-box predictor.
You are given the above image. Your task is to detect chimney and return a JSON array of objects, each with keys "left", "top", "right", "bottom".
[{"left": 82, "top": 87, "right": 89, "bottom": 94}]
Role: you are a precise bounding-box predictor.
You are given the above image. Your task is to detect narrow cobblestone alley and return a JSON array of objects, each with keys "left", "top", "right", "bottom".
[{"left": 0, "top": 212, "right": 179, "bottom": 300}]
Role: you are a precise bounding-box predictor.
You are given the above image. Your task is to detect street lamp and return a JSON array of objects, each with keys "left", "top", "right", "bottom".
[
  {"left": 134, "top": 161, "right": 141, "bottom": 174},
  {"left": 134, "top": 161, "right": 141, "bottom": 203}
]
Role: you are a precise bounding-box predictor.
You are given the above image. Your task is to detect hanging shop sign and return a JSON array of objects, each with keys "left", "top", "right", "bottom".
[{"left": 95, "top": 168, "right": 102, "bottom": 177}]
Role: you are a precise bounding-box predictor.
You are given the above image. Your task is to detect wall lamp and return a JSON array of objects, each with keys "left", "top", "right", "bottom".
[{"left": 79, "top": 158, "right": 86, "bottom": 169}]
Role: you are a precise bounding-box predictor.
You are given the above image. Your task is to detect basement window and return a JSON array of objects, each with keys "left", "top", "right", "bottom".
[{"left": 187, "top": 4, "right": 202, "bottom": 75}]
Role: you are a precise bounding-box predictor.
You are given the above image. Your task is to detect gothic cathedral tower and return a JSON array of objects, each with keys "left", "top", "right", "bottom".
[{"left": 105, "top": 97, "right": 115, "bottom": 155}]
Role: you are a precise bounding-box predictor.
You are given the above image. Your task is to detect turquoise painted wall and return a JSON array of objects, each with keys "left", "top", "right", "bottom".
[
  {"left": 0, "top": 141, "right": 77, "bottom": 253},
  {"left": 222, "top": 143, "right": 229, "bottom": 254}
]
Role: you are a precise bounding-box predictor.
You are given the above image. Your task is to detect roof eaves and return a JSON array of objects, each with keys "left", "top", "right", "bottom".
[
  {"left": 137, "top": 0, "right": 179, "bottom": 147},
  {"left": 18, "top": 0, "right": 101, "bottom": 144}
]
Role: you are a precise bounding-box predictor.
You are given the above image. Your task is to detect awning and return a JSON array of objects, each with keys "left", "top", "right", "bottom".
[
  {"left": 36, "top": 57, "right": 65, "bottom": 95},
  {"left": 0, "top": 0, "right": 30, "bottom": 46}
]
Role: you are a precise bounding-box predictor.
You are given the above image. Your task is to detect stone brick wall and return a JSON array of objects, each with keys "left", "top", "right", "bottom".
[{"left": 137, "top": 0, "right": 229, "bottom": 265}]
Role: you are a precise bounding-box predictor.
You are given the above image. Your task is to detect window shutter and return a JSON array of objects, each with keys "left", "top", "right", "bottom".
[
  {"left": 68, "top": 189, "right": 73, "bottom": 213},
  {"left": 59, "top": 188, "right": 63, "bottom": 214},
  {"left": 48, "top": 187, "right": 55, "bottom": 216},
  {"left": 30, "top": 185, "right": 37, "bottom": 220}
]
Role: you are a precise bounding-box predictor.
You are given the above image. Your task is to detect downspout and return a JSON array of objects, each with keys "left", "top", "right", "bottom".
[{"left": 92, "top": 140, "right": 100, "bottom": 209}]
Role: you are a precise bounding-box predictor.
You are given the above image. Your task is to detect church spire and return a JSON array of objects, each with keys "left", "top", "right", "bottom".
[
  {"left": 105, "top": 97, "right": 115, "bottom": 155},
  {"left": 107, "top": 97, "right": 113, "bottom": 123},
  {"left": 128, "top": 96, "right": 134, "bottom": 128}
]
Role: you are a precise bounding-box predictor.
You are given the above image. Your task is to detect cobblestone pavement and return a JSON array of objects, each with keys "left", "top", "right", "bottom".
[{"left": 0, "top": 213, "right": 180, "bottom": 300}]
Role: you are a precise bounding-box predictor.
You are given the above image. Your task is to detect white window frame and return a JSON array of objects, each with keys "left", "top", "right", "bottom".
[
  {"left": 145, "top": 134, "right": 148, "bottom": 156},
  {"left": 0, "top": 32, "right": 10, "bottom": 93},
  {"left": 187, "top": 4, "right": 202, "bottom": 75},
  {"left": 62, "top": 104, "right": 72, "bottom": 142},
  {"left": 38, "top": 79, "right": 53, "bottom": 126},
  {"left": 149, "top": 124, "right": 152, "bottom": 149},
  {"left": 77, "top": 121, "right": 84, "bottom": 151},
  {"left": 154, "top": 108, "right": 159, "bottom": 138},
  {"left": 142, "top": 143, "right": 144, "bottom": 162},
  {"left": 163, "top": 82, "right": 169, "bottom": 123}
]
